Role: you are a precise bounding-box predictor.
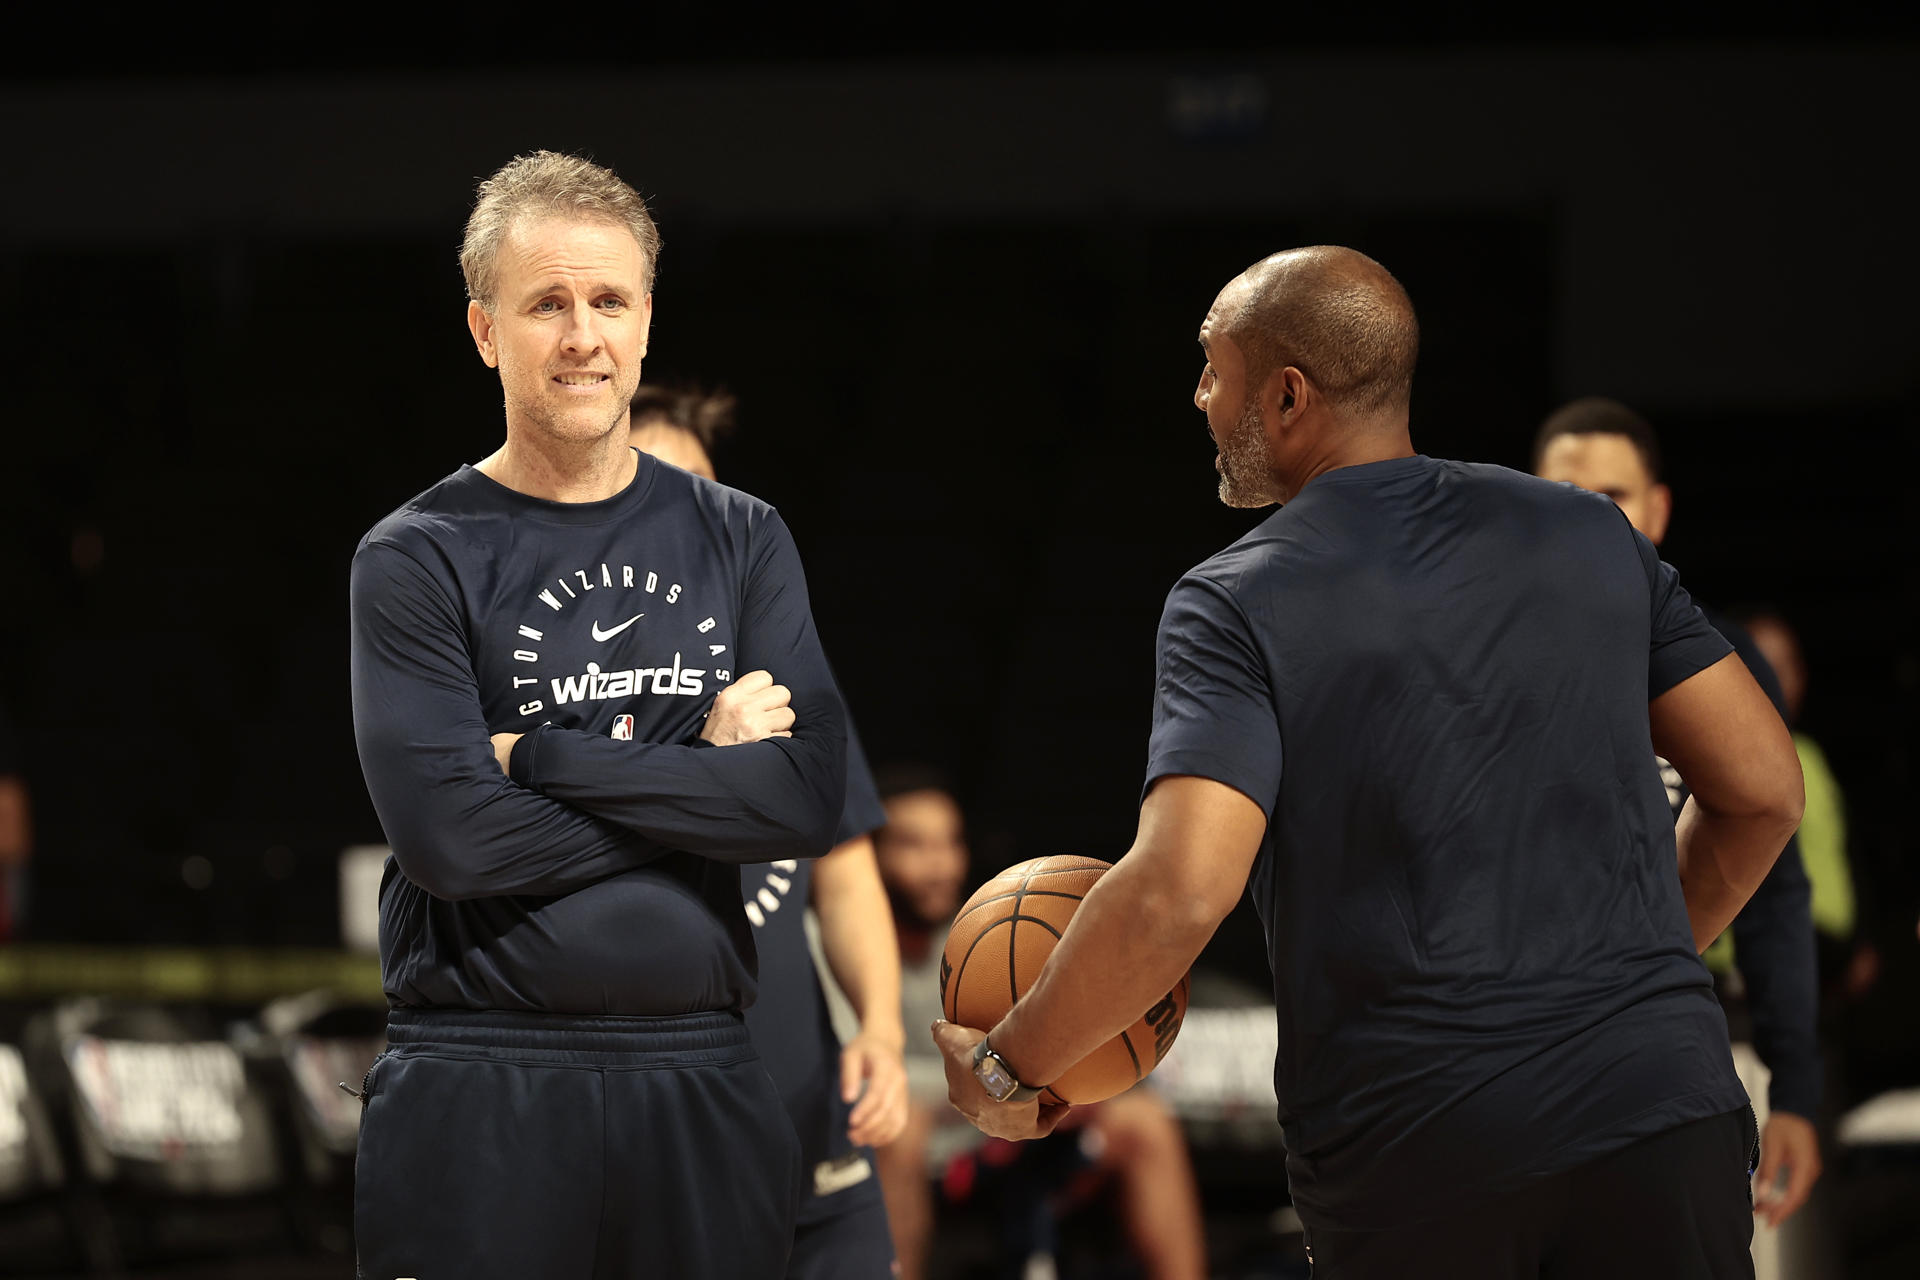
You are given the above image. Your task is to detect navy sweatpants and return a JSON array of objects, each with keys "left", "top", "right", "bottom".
[
  {"left": 786, "top": 1194, "right": 896, "bottom": 1280},
  {"left": 355, "top": 1009, "right": 802, "bottom": 1280}
]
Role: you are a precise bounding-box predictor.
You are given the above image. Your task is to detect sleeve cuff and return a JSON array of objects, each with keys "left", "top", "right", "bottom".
[
  {"left": 1648, "top": 633, "right": 1734, "bottom": 700},
  {"left": 1142, "top": 754, "right": 1277, "bottom": 821},
  {"left": 508, "top": 725, "right": 544, "bottom": 788},
  {"left": 1767, "top": 1067, "right": 1821, "bottom": 1119}
]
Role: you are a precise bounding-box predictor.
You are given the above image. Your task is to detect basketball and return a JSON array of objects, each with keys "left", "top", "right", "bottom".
[{"left": 941, "top": 855, "right": 1190, "bottom": 1105}]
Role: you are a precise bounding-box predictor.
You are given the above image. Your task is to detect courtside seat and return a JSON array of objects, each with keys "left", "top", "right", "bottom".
[
  {"left": 35, "top": 999, "right": 279, "bottom": 1195},
  {"left": 22, "top": 998, "right": 289, "bottom": 1270},
  {"left": 0, "top": 1040, "right": 64, "bottom": 1202},
  {"left": 0, "top": 1038, "right": 75, "bottom": 1275},
  {"left": 1834, "top": 1088, "right": 1920, "bottom": 1279}
]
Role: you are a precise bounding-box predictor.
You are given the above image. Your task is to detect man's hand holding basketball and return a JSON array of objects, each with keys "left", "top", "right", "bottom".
[
  {"left": 932, "top": 1020, "right": 1070, "bottom": 1142},
  {"left": 700, "top": 670, "right": 794, "bottom": 746}
]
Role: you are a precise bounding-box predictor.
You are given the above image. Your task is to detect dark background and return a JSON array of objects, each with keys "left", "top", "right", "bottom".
[{"left": 0, "top": 26, "right": 1914, "bottom": 1030}]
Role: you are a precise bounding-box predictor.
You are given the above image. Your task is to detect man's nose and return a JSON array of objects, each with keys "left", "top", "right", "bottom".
[
  {"left": 561, "top": 305, "right": 602, "bottom": 355},
  {"left": 1194, "top": 372, "right": 1210, "bottom": 411}
]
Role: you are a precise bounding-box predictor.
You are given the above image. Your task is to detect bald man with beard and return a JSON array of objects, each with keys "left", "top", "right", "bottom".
[{"left": 935, "top": 247, "right": 1804, "bottom": 1278}]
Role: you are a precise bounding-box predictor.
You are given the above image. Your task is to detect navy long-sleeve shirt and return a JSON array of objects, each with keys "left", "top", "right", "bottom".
[{"left": 349, "top": 452, "right": 846, "bottom": 1016}]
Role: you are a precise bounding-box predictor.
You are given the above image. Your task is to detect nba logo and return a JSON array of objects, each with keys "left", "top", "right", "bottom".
[{"left": 611, "top": 715, "right": 634, "bottom": 741}]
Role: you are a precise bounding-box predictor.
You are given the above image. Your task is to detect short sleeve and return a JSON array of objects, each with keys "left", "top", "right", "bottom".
[
  {"left": 1143, "top": 573, "right": 1284, "bottom": 818},
  {"left": 1633, "top": 530, "right": 1733, "bottom": 698},
  {"left": 836, "top": 717, "right": 887, "bottom": 845}
]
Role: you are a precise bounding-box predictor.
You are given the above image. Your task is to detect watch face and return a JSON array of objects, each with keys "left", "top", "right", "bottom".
[{"left": 975, "top": 1054, "right": 1018, "bottom": 1101}]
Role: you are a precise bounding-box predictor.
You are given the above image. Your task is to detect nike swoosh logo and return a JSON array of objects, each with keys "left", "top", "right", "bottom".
[{"left": 590, "top": 613, "right": 645, "bottom": 642}]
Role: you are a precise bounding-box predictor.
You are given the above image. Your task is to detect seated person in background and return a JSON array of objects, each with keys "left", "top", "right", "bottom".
[
  {"left": 0, "top": 699, "right": 28, "bottom": 940},
  {"left": 870, "top": 765, "right": 1206, "bottom": 1280}
]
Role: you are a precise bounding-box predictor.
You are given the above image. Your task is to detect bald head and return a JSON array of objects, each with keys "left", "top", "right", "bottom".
[{"left": 1225, "top": 246, "right": 1419, "bottom": 421}]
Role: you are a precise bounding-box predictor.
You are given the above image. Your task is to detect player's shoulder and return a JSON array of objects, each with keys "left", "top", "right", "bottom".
[
  {"left": 1183, "top": 457, "right": 1622, "bottom": 586},
  {"left": 1454, "top": 457, "right": 1615, "bottom": 510},
  {"left": 1170, "top": 494, "right": 1320, "bottom": 613},
  {"left": 643, "top": 453, "right": 782, "bottom": 531},
  {"left": 355, "top": 465, "right": 489, "bottom": 563},
  {"left": 1167, "top": 527, "right": 1284, "bottom": 631},
  {"left": 1421, "top": 457, "right": 1635, "bottom": 555},
  {"left": 1183, "top": 531, "right": 1271, "bottom": 599}
]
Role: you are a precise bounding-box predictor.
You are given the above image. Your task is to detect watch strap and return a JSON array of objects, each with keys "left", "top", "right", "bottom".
[{"left": 972, "top": 1037, "right": 1044, "bottom": 1103}]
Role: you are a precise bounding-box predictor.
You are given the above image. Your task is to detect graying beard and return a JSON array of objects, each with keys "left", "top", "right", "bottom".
[{"left": 1218, "top": 405, "right": 1281, "bottom": 508}]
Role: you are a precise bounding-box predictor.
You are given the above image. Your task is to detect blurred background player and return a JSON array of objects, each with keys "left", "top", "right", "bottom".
[
  {"left": 630, "top": 383, "right": 908, "bottom": 1280},
  {"left": 1533, "top": 397, "right": 1823, "bottom": 1250},
  {"left": 0, "top": 698, "right": 29, "bottom": 940},
  {"left": 868, "top": 765, "right": 1206, "bottom": 1280},
  {"left": 1739, "top": 608, "right": 1873, "bottom": 1002}
]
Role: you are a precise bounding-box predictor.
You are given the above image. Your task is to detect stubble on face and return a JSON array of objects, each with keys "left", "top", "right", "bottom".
[
  {"left": 1199, "top": 276, "right": 1284, "bottom": 510},
  {"left": 1217, "top": 400, "right": 1283, "bottom": 508},
  {"left": 502, "top": 359, "right": 641, "bottom": 447}
]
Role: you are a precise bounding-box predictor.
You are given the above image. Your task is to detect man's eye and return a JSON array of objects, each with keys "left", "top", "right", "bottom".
[
  {"left": 535, "top": 299, "right": 560, "bottom": 313},
  {"left": 599, "top": 297, "right": 625, "bottom": 310}
]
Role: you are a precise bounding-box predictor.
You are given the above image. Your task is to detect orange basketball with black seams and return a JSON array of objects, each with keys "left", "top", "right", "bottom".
[{"left": 940, "top": 854, "right": 1190, "bottom": 1105}]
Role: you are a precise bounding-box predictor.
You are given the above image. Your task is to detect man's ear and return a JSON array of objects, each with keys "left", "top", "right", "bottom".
[
  {"left": 1645, "top": 483, "right": 1673, "bottom": 544},
  {"left": 1268, "top": 365, "right": 1307, "bottom": 424},
  {"left": 635, "top": 292, "right": 654, "bottom": 359},
  {"left": 468, "top": 300, "right": 499, "bottom": 369}
]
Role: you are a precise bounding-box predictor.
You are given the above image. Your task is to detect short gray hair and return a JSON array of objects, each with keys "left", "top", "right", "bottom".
[{"left": 460, "top": 151, "right": 662, "bottom": 310}]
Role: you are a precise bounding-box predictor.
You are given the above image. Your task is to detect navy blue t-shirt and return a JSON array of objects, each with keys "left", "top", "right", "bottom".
[
  {"left": 1145, "top": 455, "right": 1746, "bottom": 1231},
  {"left": 349, "top": 451, "right": 847, "bottom": 1017},
  {"left": 742, "top": 722, "right": 888, "bottom": 1222}
]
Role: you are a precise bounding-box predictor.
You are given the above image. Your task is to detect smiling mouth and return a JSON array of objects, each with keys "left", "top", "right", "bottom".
[{"left": 553, "top": 372, "right": 611, "bottom": 388}]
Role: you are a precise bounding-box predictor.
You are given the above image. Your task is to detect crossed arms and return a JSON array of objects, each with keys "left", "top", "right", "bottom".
[{"left": 349, "top": 512, "right": 846, "bottom": 901}]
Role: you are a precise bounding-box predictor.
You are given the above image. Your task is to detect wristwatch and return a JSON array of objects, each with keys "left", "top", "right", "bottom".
[{"left": 971, "top": 1038, "right": 1043, "bottom": 1103}]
